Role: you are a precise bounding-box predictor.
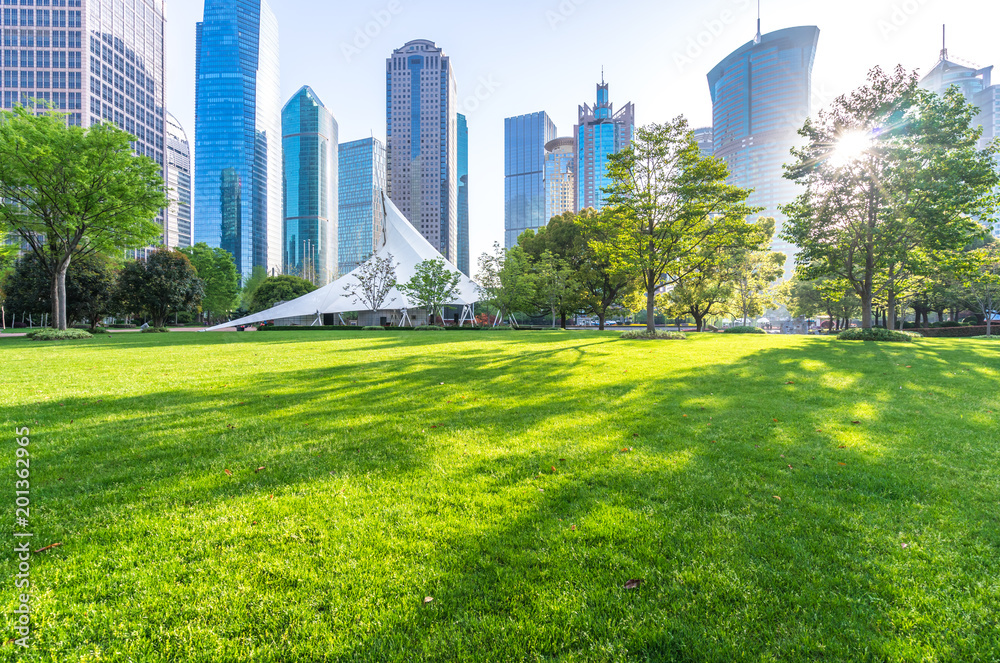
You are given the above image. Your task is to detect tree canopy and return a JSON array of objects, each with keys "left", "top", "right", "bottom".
[
  {"left": 116, "top": 249, "right": 203, "bottom": 328},
  {"left": 250, "top": 275, "right": 317, "bottom": 313},
  {"left": 180, "top": 243, "right": 240, "bottom": 324},
  {"left": 398, "top": 258, "right": 462, "bottom": 324}
]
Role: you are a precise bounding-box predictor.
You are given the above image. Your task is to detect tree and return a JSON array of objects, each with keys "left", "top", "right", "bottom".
[
  {"left": 3, "top": 251, "right": 118, "bottom": 329},
  {"left": 342, "top": 253, "right": 397, "bottom": 313},
  {"left": 782, "top": 66, "right": 999, "bottom": 329},
  {"left": 180, "top": 243, "right": 240, "bottom": 325},
  {"left": 240, "top": 266, "right": 268, "bottom": 310},
  {"left": 398, "top": 258, "right": 462, "bottom": 325},
  {"left": 0, "top": 107, "right": 168, "bottom": 330},
  {"left": 250, "top": 275, "right": 317, "bottom": 313},
  {"left": 727, "top": 221, "right": 786, "bottom": 325},
  {"left": 667, "top": 264, "right": 732, "bottom": 332},
  {"left": 116, "top": 250, "right": 203, "bottom": 328},
  {"left": 595, "top": 120, "right": 762, "bottom": 334},
  {"left": 954, "top": 246, "right": 1000, "bottom": 336},
  {"left": 535, "top": 251, "right": 574, "bottom": 328},
  {"left": 476, "top": 243, "right": 535, "bottom": 327}
]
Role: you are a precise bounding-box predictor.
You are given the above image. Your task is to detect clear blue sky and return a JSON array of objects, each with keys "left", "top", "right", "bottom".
[{"left": 166, "top": 0, "right": 998, "bottom": 263}]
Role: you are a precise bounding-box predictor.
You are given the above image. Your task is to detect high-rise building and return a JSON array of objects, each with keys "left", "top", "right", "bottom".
[
  {"left": 1, "top": 0, "right": 167, "bottom": 235},
  {"left": 338, "top": 137, "right": 386, "bottom": 276},
  {"left": 194, "top": 0, "right": 281, "bottom": 279},
  {"left": 693, "top": 127, "right": 714, "bottom": 159},
  {"left": 575, "top": 80, "right": 634, "bottom": 212},
  {"left": 457, "top": 113, "right": 469, "bottom": 276},
  {"left": 544, "top": 137, "right": 575, "bottom": 222},
  {"left": 282, "top": 86, "right": 337, "bottom": 286},
  {"left": 166, "top": 112, "right": 192, "bottom": 249},
  {"left": 385, "top": 39, "right": 458, "bottom": 262},
  {"left": 708, "top": 25, "right": 820, "bottom": 271},
  {"left": 504, "top": 111, "right": 556, "bottom": 247}
]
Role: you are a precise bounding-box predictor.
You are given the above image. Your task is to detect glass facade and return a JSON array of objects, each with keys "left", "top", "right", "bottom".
[
  {"left": 544, "top": 136, "right": 575, "bottom": 223},
  {"left": 457, "top": 112, "right": 469, "bottom": 276},
  {"left": 194, "top": 0, "right": 281, "bottom": 279},
  {"left": 338, "top": 137, "right": 386, "bottom": 276},
  {"left": 708, "top": 26, "right": 819, "bottom": 272},
  {"left": 166, "top": 112, "right": 192, "bottom": 248},
  {"left": 504, "top": 111, "right": 556, "bottom": 247},
  {"left": 693, "top": 126, "right": 714, "bottom": 159},
  {"left": 575, "top": 82, "right": 634, "bottom": 212},
  {"left": 385, "top": 39, "right": 458, "bottom": 262},
  {"left": 282, "top": 86, "right": 337, "bottom": 286}
]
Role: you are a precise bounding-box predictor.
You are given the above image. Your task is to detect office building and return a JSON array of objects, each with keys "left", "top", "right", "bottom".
[
  {"left": 457, "top": 113, "right": 469, "bottom": 276},
  {"left": 693, "top": 127, "right": 714, "bottom": 159},
  {"left": 544, "top": 137, "right": 575, "bottom": 222},
  {"left": 194, "top": 0, "right": 281, "bottom": 278},
  {"left": 504, "top": 111, "right": 556, "bottom": 247},
  {"left": 338, "top": 137, "right": 386, "bottom": 276},
  {"left": 385, "top": 39, "right": 458, "bottom": 262},
  {"left": 575, "top": 79, "right": 634, "bottom": 212},
  {"left": 282, "top": 86, "right": 337, "bottom": 286},
  {"left": 708, "top": 25, "right": 820, "bottom": 271},
  {"left": 165, "top": 112, "right": 192, "bottom": 248}
]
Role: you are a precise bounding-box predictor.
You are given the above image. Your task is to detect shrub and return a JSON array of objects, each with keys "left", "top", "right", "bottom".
[
  {"left": 938, "top": 321, "right": 962, "bottom": 328},
  {"left": 838, "top": 328, "right": 919, "bottom": 342},
  {"left": 90, "top": 328, "right": 110, "bottom": 335},
  {"left": 724, "top": 326, "right": 767, "bottom": 334},
  {"left": 23, "top": 327, "right": 55, "bottom": 339},
  {"left": 962, "top": 317, "right": 980, "bottom": 325},
  {"left": 362, "top": 326, "right": 387, "bottom": 331},
  {"left": 141, "top": 327, "right": 170, "bottom": 334},
  {"left": 414, "top": 325, "right": 446, "bottom": 331},
  {"left": 620, "top": 330, "right": 686, "bottom": 340},
  {"left": 970, "top": 335, "right": 1000, "bottom": 340},
  {"left": 31, "top": 328, "right": 93, "bottom": 341}
]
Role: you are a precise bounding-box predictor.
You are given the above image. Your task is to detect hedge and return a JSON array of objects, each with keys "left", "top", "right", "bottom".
[
  {"left": 256, "top": 325, "right": 487, "bottom": 332},
  {"left": 838, "top": 328, "right": 919, "bottom": 342},
  {"left": 724, "top": 326, "right": 767, "bottom": 334},
  {"left": 910, "top": 325, "right": 996, "bottom": 338}
]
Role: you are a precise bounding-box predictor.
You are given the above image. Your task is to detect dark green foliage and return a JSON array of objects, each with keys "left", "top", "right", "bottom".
[
  {"left": 413, "top": 325, "right": 446, "bottom": 331},
  {"left": 724, "top": 326, "right": 767, "bottom": 334},
  {"left": 141, "top": 327, "right": 170, "bottom": 334},
  {"left": 620, "top": 330, "right": 686, "bottom": 340},
  {"left": 30, "top": 328, "right": 92, "bottom": 341},
  {"left": 250, "top": 275, "right": 317, "bottom": 313},
  {"left": 180, "top": 243, "right": 240, "bottom": 324},
  {"left": 2, "top": 252, "right": 117, "bottom": 329},
  {"left": 838, "top": 328, "right": 918, "bottom": 342},
  {"left": 116, "top": 250, "right": 204, "bottom": 328},
  {"left": 362, "top": 326, "right": 387, "bottom": 331}
]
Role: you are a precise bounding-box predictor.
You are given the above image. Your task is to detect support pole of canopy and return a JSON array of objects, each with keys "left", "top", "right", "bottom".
[
  {"left": 313, "top": 311, "right": 322, "bottom": 326},
  {"left": 338, "top": 313, "right": 346, "bottom": 326}
]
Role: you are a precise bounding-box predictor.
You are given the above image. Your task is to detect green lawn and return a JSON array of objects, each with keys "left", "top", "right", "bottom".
[{"left": 2, "top": 331, "right": 999, "bottom": 662}]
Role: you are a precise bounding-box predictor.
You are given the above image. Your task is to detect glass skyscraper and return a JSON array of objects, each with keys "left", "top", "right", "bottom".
[
  {"left": 544, "top": 137, "right": 575, "bottom": 222},
  {"left": 385, "top": 39, "right": 458, "bottom": 263},
  {"left": 575, "top": 81, "right": 634, "bottom": 212},
  {"left": 166, "top": 112, "right": 192, "bottom": 248},
  {"left": 457, "top": 113, "right": 469, "bottom": 276},
  {"left": 708, "top": 26, "right": 820, "bottom": 271},
  {"left": 693, "top": 127, "right": 714, "bottom": 159},
  {"left": 338, "top": 137, "right": 386, "bottom": 276},
  {"left": 194, "top": 0, "right": 281, "bottom": 279},
  {"left": 282, "top": 86, "right": 337, "bottom": 286},
  {"left": 504, "top": 111, "right": 556, "bottom": 247}
]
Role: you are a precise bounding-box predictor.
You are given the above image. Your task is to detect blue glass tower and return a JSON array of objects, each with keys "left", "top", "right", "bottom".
[
  {"left": 194, "top": 0, "right": 282, "bottom": 279},
  {"left": 575, "top": 81, "right": 634, "bottom": 212},
  {"left": 457, "top": 113, "right": 469, "bottom": 276},
  {"left": 282, "top": 86, "right": 337, "bottom": 286},
  {"left": 338, "top": 138, "right": 386, "bottom": 276},
  {"left": 708, "top": 26, "right": 819, "bottom": 270},
  {"left": 504, "top": 111, "right": 556, "bottom": 247}
]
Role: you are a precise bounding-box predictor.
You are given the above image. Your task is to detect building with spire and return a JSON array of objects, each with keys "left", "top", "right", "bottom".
[
  {"left": 574, "top": 76, "right": 634, "bottom": 212},
  {"left": 708, "top": 23, "right": 820, "bottom": 273}
]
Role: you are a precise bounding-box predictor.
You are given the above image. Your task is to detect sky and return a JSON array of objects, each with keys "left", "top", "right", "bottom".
[{"left": 165, "top": 0, "right": 999, "bottom": 264}]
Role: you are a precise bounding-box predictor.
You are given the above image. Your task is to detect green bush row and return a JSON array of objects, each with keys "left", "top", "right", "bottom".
[
  {"left": 619, "top": 330, "right": 687, "bottom": 340},
  {"left": 724, "top": 326, "right": 767, "bottom": 334},
  {"left": 838, "top": 328, "right": 920, "bottom": 342},
  {"left": 141, "top": 327, "right": 170, "bottom": 334},
  {"left": 30, "top": 328, "right": 93, "bottom": 341}
]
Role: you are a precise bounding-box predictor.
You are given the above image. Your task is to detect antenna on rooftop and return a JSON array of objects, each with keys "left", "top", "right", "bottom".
[
  {"left": 940, "top": 24, "right": 948, "bottom": 61},
  {"left": 601, "top": 66, "right": 605, "bottom": 85},
  {"left": 754, "top": 0, "right": 762, "bottom": 44}
]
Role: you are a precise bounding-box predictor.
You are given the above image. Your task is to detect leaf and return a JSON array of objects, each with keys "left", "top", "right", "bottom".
[
  {"left": 424, "top": 596, "right": 434, "bottom": 604},
  {"left": 224, "top": 469, "right": 232, "bottom": 476},
  {"left": 851, "top": 421, "right": 861, "bottom": 425},
  {"left": 773, "top": 418, "right": 779, "bottom": 422},
  {"left": 773, "top": 496, "right": 781, "bottom": 501},
  {"left": 551, "top": 466, "right": 557, "bottom": 473},
  {"left": 570, "top": 524, "right": 576, "bottom": 531},
  {"left": 624, "top": 579, "right": 644, "bottom": 590},
  {"left": 785, "top": 381, "right": 796, "bottom": 385},
  {"left": 33, "top": 542, "right": 62, "bottom": 554},
  {"left": 256, "top": 466, "right": 265, "bottom": 473},
  {"left": 838, "top": 462, "right": 847, "bottom": 466}
]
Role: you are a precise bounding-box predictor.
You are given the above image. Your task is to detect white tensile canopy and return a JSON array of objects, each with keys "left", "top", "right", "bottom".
[{"left": 205, "top": 193, "right": 479, "bottom": 330}]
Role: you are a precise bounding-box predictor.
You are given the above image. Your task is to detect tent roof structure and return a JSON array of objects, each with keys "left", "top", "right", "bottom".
[{"left": 205, "top": 194, "right": 479, "bottom": 330}]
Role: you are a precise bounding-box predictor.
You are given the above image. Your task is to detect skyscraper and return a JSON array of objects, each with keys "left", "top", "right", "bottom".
[
  {"left": 166, "top": 113, "right": 192, "bottom": 249},
  {"left": 504, "top": 111, "right": 556, "bottom": 247},
  {"left": 338, "top": 137, "right": 386, "bottom": 276},
  {"left": 708, "top": 25, "right": 820, "bottom": 270},
  {"left": 457, "top": 113, "right": 470, "bottom": 276},
  {"left": 282, "top": 86, "right": 337, "bottom": 286},
  {"left": 693, "top": 127, "right": 714, "bottom": 159},
  {"left": 385, "top": 39, "right": 458, "bottom": 262},
  {"left": 575, "top": 80, "right": 634, "bottom": 212},
  {"left": 0, "top": 0, "right": 167, "bottom": 234},
  {"left": 544, "top": 137, "right": 575, "bottom": 222},
  {"left": 195, "top": 0, "right": 281, "bottom": 279}
]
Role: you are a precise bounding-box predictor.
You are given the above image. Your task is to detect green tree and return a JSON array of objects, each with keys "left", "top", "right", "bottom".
[
  {"left": 0, "top": 107, "right": 168, "bottom": 330},
  {"left": 535, "top": 250, "right": 574, "bottom": 328},
  {"left": 180, "top": 243, "right": 240, "bottom": 325},
  {"left": 476, "top": 243, "right": 535, "bottom": 327},
  {"left": 251, "top": 275, "right": 317, "bottom": 313},
  {"left": 782, "top": 66, "right": 998, "bottom": 329},
  {"left": 3, "top": 251, "right": 117, "bottom": 329},
  {"left": 595, "top": 120, "right": 761, "bottom": 334},
  {"left": 667, "top": 263, "right": 732, "bottom": 332},
  {"left": 240, "top": 266, "right": 268, "bottom": 310},
  {"left": 952, "top": 245, "right": 1000, "bottom": 336},
  {"left": 117, "top": 250, "right": 203, "bottom": 328},
  {"left": 398, "top": 258, "right": 462, "bottom": 325}
]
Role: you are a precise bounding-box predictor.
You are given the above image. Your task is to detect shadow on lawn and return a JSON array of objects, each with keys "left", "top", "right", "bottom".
[{"left": 3, "top": 335, "right": 999, "bottom": 661}]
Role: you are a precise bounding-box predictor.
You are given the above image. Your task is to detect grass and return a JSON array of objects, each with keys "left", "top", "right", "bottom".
[{"left": 1, "top": 330, "right": 999, "bottom": 662}]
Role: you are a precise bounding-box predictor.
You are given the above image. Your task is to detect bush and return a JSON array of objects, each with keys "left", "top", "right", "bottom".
[
  {"left": 362, "top": 326, "right": 387, "bottom": 331},
  {"left": 970, "top": 335, "right": 1000, "bottom": 340},
  {"left": 724, "top": 326, "right": 767, "bottom": 334},
  {"left": 620, "top": 330, "right": 687, "bottom": 340},
  {"left": 141, "top": 327, "right": 170, "bottom": 334},
  {"left": 938, "top": 321, "right": 962, "bottom": 328},
  {"left": 90, "top": 328, "right": 110, "bottom": 335},
  {"left": 838, "top": 328, "right": 919, "bottom": 342},
  {"left": 23, "top": 327, "right": 55, "bottom": 339},
  {"left": 962, "top": 317, "right": 980, "bottom": 325},
  {"left": 30, "top": 328, "right": 93, "bottom": 341},
  {"left": 414, "top": 325, "right": 446, "bottom": 331}
]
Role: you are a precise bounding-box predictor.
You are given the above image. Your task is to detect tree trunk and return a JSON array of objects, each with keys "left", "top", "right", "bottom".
[
  {"left": 53, "top": 259, "right": 70, "bottom": 330},
  {"left": 861, "top": 291, "right": 873, "bottom": 329},
  {"left": 646, "top": 285, "right": 656, "bottom": 335},
  {"left": 694, "top": 314, "right": 704, "bottom": 332},
  {"left": 886, "top": 289, "right": 897, "bottom": 331},
  {"left": 598, "top": 312, "right": 606, "bottom": 331},
  {"left": 560, "top": 312, "right": 567, "bottom": 330}
]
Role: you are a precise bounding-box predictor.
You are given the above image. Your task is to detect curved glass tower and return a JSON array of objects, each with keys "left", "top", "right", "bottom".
[
  {"left": 282, "top": 86, "right": 337, "bottom": 286},
  {"left": 166, "top": 113, "right": 192, "bottom": 249},
  {"left": 457, "top": 113, "right": 469, "bottom": 276},
  {"left": 544, "top": 137, "right": 576, "bottom": 223},
  {"left": 194, "top": 0, "right": 281, "bottom": 279},
  {"left": 708, "top": 26, "right": 819, "bottom": 272}
]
